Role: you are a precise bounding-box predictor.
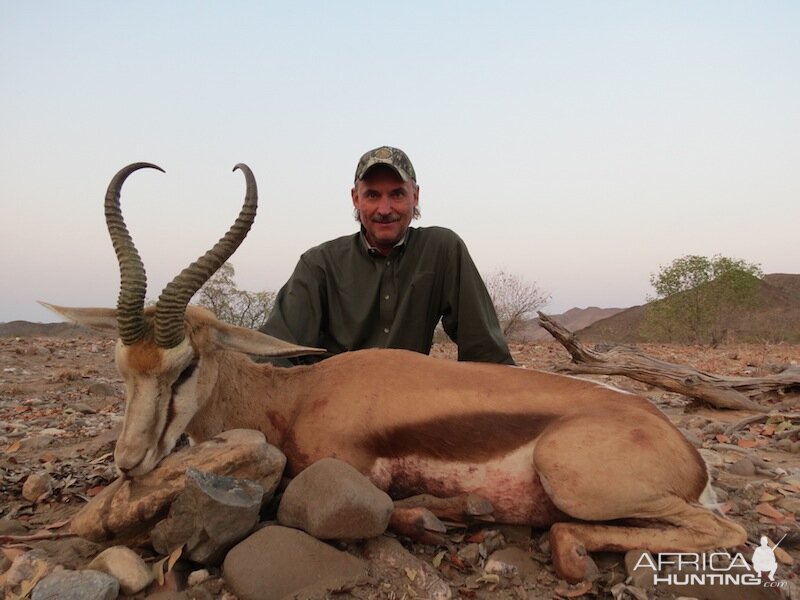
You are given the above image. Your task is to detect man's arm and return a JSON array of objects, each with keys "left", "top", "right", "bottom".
[
  {"left": 440, "top": 236, "right": 515, "bottom": 365},
  {"left": 260, "top": 255, "right": 328, "bottom": 366}
]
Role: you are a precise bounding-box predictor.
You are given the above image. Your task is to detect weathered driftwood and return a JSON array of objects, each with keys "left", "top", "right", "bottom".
[{"left": 537, "top": 312, "right": 800, "bottom": 412}]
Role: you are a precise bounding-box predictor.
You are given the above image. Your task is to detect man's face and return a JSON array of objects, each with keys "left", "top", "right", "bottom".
[{"left": 351, "top": 165, "right": 419, "bottom": 255}]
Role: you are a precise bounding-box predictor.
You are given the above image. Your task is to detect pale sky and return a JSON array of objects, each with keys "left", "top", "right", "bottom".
[{"left": 1, "top": 1, "right": 798, "bottom": 323}]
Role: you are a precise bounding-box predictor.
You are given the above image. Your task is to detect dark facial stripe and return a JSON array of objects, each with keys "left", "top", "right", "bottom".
[{"left": 360, "top": 412, "right": 557, "bottom": 462}]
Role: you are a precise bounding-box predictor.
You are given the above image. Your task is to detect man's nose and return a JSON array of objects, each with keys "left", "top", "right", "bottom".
[{"left": 376, "top": 196, "right": 392, "bottom": 214}]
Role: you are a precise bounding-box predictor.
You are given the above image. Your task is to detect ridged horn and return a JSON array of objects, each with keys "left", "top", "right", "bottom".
[
  {"left": 105, "top": 162, "right": 165, "bottom": 345},
  {"left": 154, "top": 164, "right": 258, "bottom": 348}
]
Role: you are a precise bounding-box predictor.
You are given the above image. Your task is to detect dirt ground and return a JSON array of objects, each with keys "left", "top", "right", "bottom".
[{"left": 2, "top": 335, "right": 800, "bottom": 599}]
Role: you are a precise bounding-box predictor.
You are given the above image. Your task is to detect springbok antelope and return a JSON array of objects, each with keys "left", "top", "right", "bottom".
[{"left": 45, "top": 163, "right": 747, "bottom": 583}]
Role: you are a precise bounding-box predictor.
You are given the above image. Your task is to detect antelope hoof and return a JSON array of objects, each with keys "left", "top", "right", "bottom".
[
  {"left": 550, "top": 524, "right": 599, "bottom": 584},
  {"left": 390, "top": 507, "right": 448, "bottom": 545}
]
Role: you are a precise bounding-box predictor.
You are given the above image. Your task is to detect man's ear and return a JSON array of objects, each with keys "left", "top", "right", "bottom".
[{"left": 38, "top": 302, "right": 119, "bottom": 334}]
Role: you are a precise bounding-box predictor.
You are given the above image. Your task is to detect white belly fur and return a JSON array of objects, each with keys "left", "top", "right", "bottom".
[{"left": 368, "top": 442, "right": 560, "bottom": 525}]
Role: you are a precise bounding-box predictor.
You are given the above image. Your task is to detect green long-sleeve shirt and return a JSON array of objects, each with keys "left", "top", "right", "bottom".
[{"left": 261, "top": 226, "right": 514, "bottom": 365}]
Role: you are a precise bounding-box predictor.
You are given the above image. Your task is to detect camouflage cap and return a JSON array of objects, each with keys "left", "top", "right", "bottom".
[{"left": 354, "top": 146, "right": 417, "bottom": 183}]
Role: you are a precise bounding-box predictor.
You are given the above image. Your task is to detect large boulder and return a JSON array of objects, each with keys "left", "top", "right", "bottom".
[
  {"left": 151, "top": 467, "right": 264, "bottom": 565},
  {"left": 223, "top": 525, "right": 368, "bottom": 600},
  {"left": 31, "top": 569, "right": 118, "bottom": 600},
  {"left": 87, "top": 545, "right": 153, "bottom": 595},
  {"left": 71, "top": 429, "right": 285, "bottom": 542},
  {"left": 277, "top": 457, "right": 393, "bottom": 539}
]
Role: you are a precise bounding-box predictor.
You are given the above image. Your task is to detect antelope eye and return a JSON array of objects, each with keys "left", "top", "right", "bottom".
[{"left": 175, "top": 361, "right": 198, "bottom": 387}]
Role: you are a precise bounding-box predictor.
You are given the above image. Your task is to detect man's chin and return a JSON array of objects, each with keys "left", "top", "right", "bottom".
[
  {"left": 369, "top": 226, "right": 402, "bottom": 242},
  {"left": 366, "top": 235, "right": 403, "bottom": 254}
]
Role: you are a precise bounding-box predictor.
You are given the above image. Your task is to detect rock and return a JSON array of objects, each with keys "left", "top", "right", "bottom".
[
  {"left": 457, "top": 543, "right": 483, "bottom": 567},
  {"left": 88, "top": 545, "right": 153, "bottom": 595},
  {"left": 38, "top": 428, "right": 66, "bottom": 436},
  {"left": 31, "top": 569, "right": 119, "bottom": 600},
  {"left": 493, "top": 524, "right": 533, "bottom": 545},
  {"left": 20, "top": 435, "right": 55, "bottom": 450},
  {"left": 143, "top": 564, "right": 189, "bottom": 598},
  {"left": 362, "top": 536, "right": 451, "bottom": 599},
  {"left": 782, "top": 473, "right": 800, "bottom": 487},
  {"left": 689, "top": 427, "right": 705, "bottom": 444},
  {"left": 277, "top": 457, "right": 393, "bottom": 540},
  {"left": 0, "top": 516, "right": 28, "bottom": 535},
  {"left": 22, "top": 471, "right": 53, "bottom": 501},
  {"left": 146, "top": 591, "right": 216, "bottom": 600},
  {"left": 703, "top": 421, "right": 727, "bottom": 435},
  {"left": 151, "top": 468, "right": 264, "bottom": 565},
  {"left": 223, "top": 525, "right": 367, "bottom": 600},
  {"left": 727, "top": 457, "right": 756, "bottom": 476},
  {"left": 679, "top": 428, "right": 703, "bottom": 448},
  {"left": 71, "top": 429, "right": 286, "bottom": 541},
  {"left": 682, "top": 416, "right": 709, "bottom": 430},
  {"left": 661, "top": 568, "right": 780, "bottom": 600},
  {"left": 3, "top": 551, "right": 55, "bottom": 593},
  {"left": 711, "top": 486, "right": 728, "bottom": 502},
  {"left": 480, "top": 529, "right": 507, "bottom": 555},
  {"left": 697, "top": 449, "right": 723, "bottom": 468},
  {"left": 187, "top": 569, "right": 211, "bottom": 587},
  {"left": 625, "top": 549, "right": 655, "bottom": 589},
  {"left": 484, "top": 547, "right": 541, "bottom": 580},
  {"left": 777, "top": 497, "right": 800, "bottom": 515},
  {"left": 72, "top": 402, "right": 97, "bottom": 414},
  {"left": 32, "top": 537, "right": 103, "bottom": 570},
  {"left": 87, "top": 382, "right": 116, "bottom": 396},
  {"left": 145, "top": 592, "right": 191, "bottom": 600}
]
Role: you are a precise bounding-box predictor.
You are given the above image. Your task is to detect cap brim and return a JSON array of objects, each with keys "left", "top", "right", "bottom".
[{"left": 357, "top": 160, "right": 412, "bottom": 182}]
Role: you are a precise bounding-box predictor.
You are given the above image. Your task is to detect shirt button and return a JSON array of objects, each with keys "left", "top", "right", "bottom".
[{"left": 383, "top": 327, "right": 390, "bottom": 333}]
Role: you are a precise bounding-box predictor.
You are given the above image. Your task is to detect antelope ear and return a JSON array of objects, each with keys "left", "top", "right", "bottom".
[
  {"left": 209, "top": 320, "right": 326, "bottom": 358},
  {"left": 38, "top": 302, "right": 119, "bottom": 334}
]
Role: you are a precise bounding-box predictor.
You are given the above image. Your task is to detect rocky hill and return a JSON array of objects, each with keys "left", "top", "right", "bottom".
[
  {"left": 511, "top": 307, "right": 625, "bottom": 342},
  {"left": 0, "top": 320, "right": 101, "bottom": 338},
  {"left": 5, "top": 274, "right": 797, "bottom": 345},
  {"left": 577, "top": 273, "right": 800, "bottom": 343}
]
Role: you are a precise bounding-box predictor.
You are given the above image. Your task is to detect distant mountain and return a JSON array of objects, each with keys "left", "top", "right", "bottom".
[
  {"left": 763, "top": 273, "right": 800, "bottom": 302},
  {"left": 576, "top": 273, "right": 800, "bottom": 343},
  {"left": 0, "top": 321, "right": 101, "bottom": 338},
  {"left": 511, "top": 307, "right": 626, "bottom": 342},
  {"left": 6, "top": 275, "right": 798, "bottom": 344},
  {"left": 5, "top": 308, "right": 622, "bottom": 345}
]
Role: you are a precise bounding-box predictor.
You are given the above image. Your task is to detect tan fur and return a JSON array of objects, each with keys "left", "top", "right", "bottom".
[
  {"left": 47, "top": 304, "right": 748, "bottom": 583},
  {"left": 126, "top": 340, "right": 163, "bottom": 373}
]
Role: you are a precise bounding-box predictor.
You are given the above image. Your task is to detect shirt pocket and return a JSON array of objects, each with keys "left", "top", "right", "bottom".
[{"left": 406, "top": 271, "right": 438, "bottom": 316}]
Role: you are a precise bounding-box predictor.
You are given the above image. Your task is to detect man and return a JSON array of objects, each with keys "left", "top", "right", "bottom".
[
  {"left": 261, "top": 145, "right": 514, "bottom": 365},
  {"left": 752, "top": 536, "right": 779, "bottom": 581}
]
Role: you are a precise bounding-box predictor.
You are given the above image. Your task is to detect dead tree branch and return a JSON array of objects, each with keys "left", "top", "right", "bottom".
[{"left": 537, "top": 312, "right": 800, "bottom": 412}]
